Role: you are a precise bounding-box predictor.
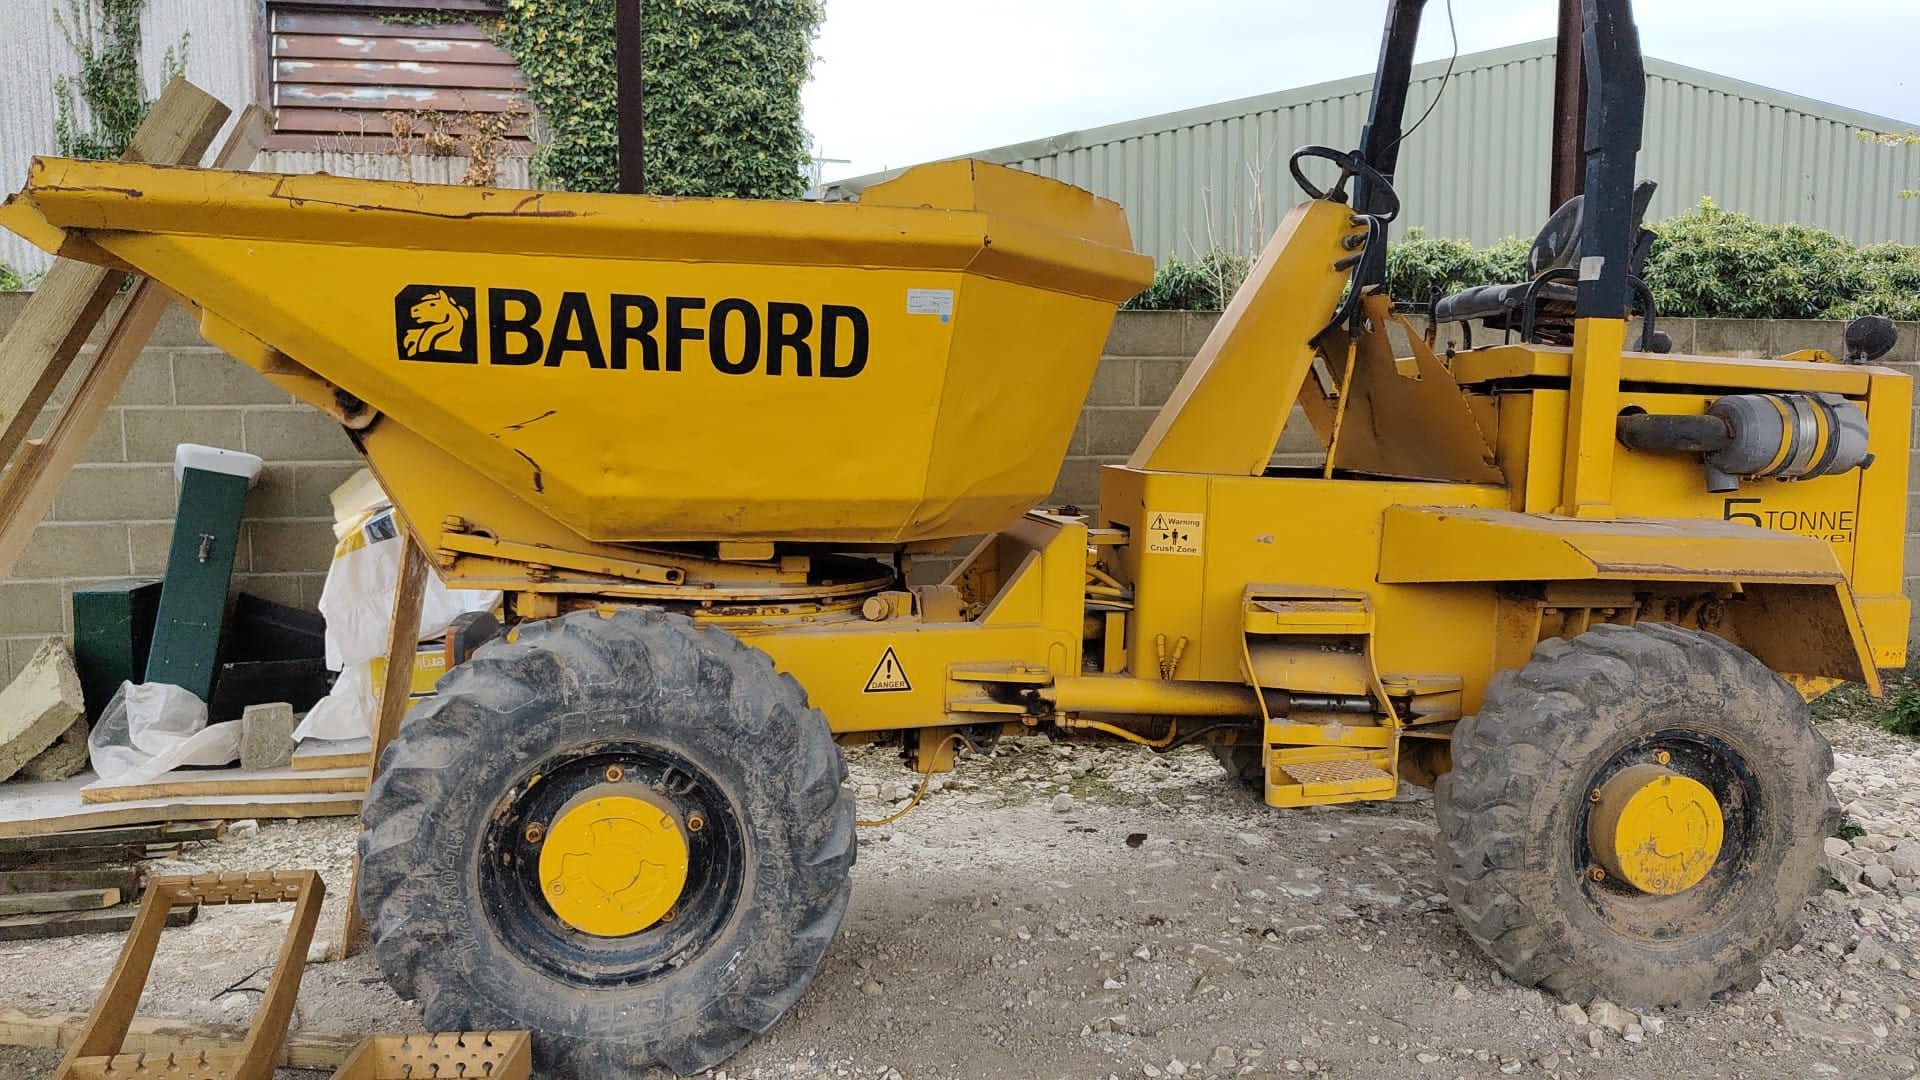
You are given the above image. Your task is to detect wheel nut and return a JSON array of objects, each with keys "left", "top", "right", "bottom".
[
  {"left": 686, "top": 813, "right": 706, "bottom": 833},
  {"left": 1653, "top": 750, "right": 1672, "bottom": 765},
  {"left": 1590, "top": 789, "right": 1603, "bottom": 803},
  {"left": 524, "top": 823, "right": 544, "bottom": 844},
  {"left": 1588, "top": 866, "right": 1606, "bottom": 882},
  {"left": 605, "top": 764, "right": 625, "bottom": 783},
  {"left": 660, "top": 908, "right": 676, "bottom": 923}
]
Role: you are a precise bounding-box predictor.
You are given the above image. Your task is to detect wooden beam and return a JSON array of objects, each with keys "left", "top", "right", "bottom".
[
  {"left": 0, "top": 903, "right": 194, "bottom": 943},
  {"left": 0, "top": 888, "right": 120, "bottom": 916},
  {"left": 0, "top": 80, "right": 228, "bottom": 470},
  {"left": 0, "top": 1008, "right": 358, "bottom": 1071},
  {"left": 335, "top": 532, "right": 430, "bottom": 959},
  {"left": 79, "top": 766, "right": 365, "bottom": 805},
  {"left": 0, "top": 104, "right": 274, "bottom": 580}
]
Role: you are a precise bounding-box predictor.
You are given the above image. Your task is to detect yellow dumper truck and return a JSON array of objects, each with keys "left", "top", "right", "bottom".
[{"left": 3, "top": 0, "right": 1907, "bottom": 1073}]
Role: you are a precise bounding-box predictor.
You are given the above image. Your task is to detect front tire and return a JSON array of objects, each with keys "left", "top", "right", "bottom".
[
  {"left": 358, "top": 609, "right": 856, "bottom": 1077},
  {"left": 1435, "top": 622, "right": 1833, "bottom": 1006}
]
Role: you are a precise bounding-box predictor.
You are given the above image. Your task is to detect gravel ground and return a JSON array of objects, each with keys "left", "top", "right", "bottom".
[{"left": 2, "top": 711, "right": 1918, "bottom": 1079}]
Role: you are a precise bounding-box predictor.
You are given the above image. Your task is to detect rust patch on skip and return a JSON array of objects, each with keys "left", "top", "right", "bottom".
[
  {"left": 512, "top": 447, "right": 544, "bottom": 493},
  {"left": 500, "top": 409, "right": 557, "bottom": 432},
  {"left": 265, "top": 177, "right": 578, "bottom": 220}
]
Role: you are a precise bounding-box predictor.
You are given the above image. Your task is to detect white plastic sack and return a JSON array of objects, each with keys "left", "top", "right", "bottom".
[
  {"left": 292, "top": 659, "right": 377, "bottom": 745},
  {"left": 88, "top": 681, "right": 241, "bottom": 787},
  {"left": 292, "top": 500, "right": 497, "bottom": 743}
]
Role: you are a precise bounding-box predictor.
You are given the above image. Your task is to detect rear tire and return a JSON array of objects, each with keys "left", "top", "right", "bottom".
[
  {"left": 1435, "top": 622, "right": 1833, "bottom": 1006},
  {"left": 1209, "top": 743, "right": 1263, "bottom": 791},
  {"left": 358, "top": 609, "right": 855, "bottom": 1077}
]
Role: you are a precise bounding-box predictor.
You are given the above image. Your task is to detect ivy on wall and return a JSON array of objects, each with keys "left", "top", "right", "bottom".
[
  {"left": 52, "top": 0, "right": 187, "bottom": 161},
  {"left": 492, "top": 0, "right": 823, "bottom": 198}
]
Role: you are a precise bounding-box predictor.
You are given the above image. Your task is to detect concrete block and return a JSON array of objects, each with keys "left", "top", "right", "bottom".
[
  {"left": 0, "top": 638, "right": 86, "bottom": 783},
  {"left": 145, "top": 303, "right": 208, "bottom": 348},
  {"left": 1658, "top": 318, "right": 1697, "bottom": 355},
  {"left": 122, "top": 407, "right": 244, "bottom": 463},
  {"left": 1103, "top": 311, "right": 1187, "bottom": 357},
  {"left": 240, "top": 408, "right": 357, "bottom": 462},
  {"left": 172, "top": 350, "right": 293, "bottom": 405},
  {"left": 230, "top": 573, "right": 307, "bottom": 610},
  {"left": 1084, "top": 358, "right": 1136, "bottom": 406},
  {"left": 1137, "top": 358, "right": 1189, "bottom": 406},
  {"left": 1888, "top": 322, "right": 1920, "bottom": 366},
  {"left": 13, "top": 524, "right": 132, "bottom": 580},
  {"left": 248, "top": 521, "right": 338, "bottom": 574},
  {"left": 1770, "top": 320, "right": 1847, "bottom": 358},
  {"left": 130, "top": 522, "right": 183, "bottom": 576},
  {"left": 1692, "top": 319, "right": 1770, "bottom": 358},
  {"left": 30, "top": 405, "right": 124, "bottom": 464},
  {"left": 1048, "top": 458, "right": 1103, "bottom": 509},
  {"left": 1181, "top": 312, "right": 1223, "bottom": 355},
  {"left": 18, "top": 715, "right": 89, "bottom": 781},
  {"left": 242, "top": 462, "right": 356, "bottom": 524},
  {"left": 0, "top": 583, "right": 64, "bottom": 638},
  {"left": 239, "top": 702, "right": 297, "bottom": 770},
  {"left": 1085, "top": 409, "right": 1158, "bottom": 455},
  {"left": 52, "top": 465, "right": 177, "bottom": 523},
  {"left": 105, "top": 352, "right": 175, "bottom": 406}
]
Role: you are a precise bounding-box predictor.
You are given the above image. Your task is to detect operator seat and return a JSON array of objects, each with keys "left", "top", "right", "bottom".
[{"left": 1432, "top": 180, "right": 1664, "bottom": 350}]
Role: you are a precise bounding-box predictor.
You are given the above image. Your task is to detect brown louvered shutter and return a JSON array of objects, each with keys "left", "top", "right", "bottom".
[{"left": 265, "top": 2, "right": 531, "bottom": 151}]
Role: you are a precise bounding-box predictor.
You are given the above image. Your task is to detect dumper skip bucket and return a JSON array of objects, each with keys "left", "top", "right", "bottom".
[{"left": 6, "top": 158, "right": 1152, "bottom": 545}]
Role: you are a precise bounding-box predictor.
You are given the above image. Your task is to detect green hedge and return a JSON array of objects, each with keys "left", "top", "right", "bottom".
[
  {"left": 1129, "top": 199, "right": 1920, "bottom": 320},
  {"left": 493, "top": 0, "right": 821, "bottom": 198},
  {"left": 0, "top": 264, "right": 18, "bottom": 291}
]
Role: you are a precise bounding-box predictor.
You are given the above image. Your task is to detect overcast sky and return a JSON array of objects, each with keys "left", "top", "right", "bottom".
[{"left": 802, "top": 0, "right": 1920, "bottom": 183}]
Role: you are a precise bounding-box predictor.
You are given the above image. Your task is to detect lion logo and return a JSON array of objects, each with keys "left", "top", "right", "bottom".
[
  {"left": 403, "top": 289, "right": 468, "bottom": 357},
  {"left": 393, "top": 284, "right": 477, "bottom": 363}
]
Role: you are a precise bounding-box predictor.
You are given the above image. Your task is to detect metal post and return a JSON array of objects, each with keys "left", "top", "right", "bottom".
[
  {"left": 616, "top": 0, "right": 645, "bottom": 194},
  {"left": 1549, "top": 0, "right": 1586, "bottom": 211}
]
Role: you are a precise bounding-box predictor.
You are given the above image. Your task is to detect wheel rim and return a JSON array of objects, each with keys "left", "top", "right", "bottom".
[
  {"left": 1573, "top": 729, "right": 1761, "bottom": 938},
  {"left": 538, "top": 791, "right": 690, "bottom": 936},
  {"left": 1585, "top": 763, "right": 1725, "bottom": 895},
  {"left": 481, "top": 744, "right": 744, "bottom": 987}
]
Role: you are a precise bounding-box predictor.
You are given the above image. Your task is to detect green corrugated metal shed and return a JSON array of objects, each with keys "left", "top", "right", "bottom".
[{"left": 824, "top": 39, "right": 1920, "bottom": 261}]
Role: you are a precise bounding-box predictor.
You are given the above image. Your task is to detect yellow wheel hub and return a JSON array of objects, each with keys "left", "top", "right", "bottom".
[
  {"left": 1586, "top": 763, "right": 1724, "bottom": 895},
  {"left": 538, "top": 793, "right": 689, "bottom": 936}
]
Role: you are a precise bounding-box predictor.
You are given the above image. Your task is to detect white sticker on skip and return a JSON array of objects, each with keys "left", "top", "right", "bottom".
[{"left": 907, "top": 288, "right": 955, "bottom": 321}]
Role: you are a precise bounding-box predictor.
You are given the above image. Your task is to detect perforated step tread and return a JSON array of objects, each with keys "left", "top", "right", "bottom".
[{"left": 1277, "top": 758, "right": 1392, "bottom": 786}]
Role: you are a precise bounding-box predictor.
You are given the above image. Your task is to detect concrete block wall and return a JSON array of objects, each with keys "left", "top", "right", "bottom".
[
  {"left": 0, "top": 294, "right": 360, "bottom": 684},
  {"left": 0, "top": 293, "right": 1914, "bottom": 683}
]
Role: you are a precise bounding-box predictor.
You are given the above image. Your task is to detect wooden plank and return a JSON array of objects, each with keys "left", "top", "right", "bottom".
[
  {"left": 275, "top": 83, "right": 524, "bottom": 111},
  {"left": 0, "top": 107, "right": 274, "bottom": 582},
  {"left": 275, "top": 57, "right": 526, "bottom": 90},
  {"left": 0, "top": 867, "right": 139, "bottom": 896},
  {"left": 0, "top": 81, "right": 231, "bottom": 578},
  {"left": 337, "top": 533, "right": 429, "bottom": 960},
  {"left": 0, "top": 887, "right": 120, "bottom": 916},
  {"left": 292, "top": 737, "right": 371, "bottom": 772},
  {"left": 274, "top": 33, "right": 514, "bottom": 63},
  {"left": 0, "top": 775, "right": 361, "bottom": 840},
  {"left": 0, "top": 846, "right": 146, "bottom": 871},
  {"left": 270, "top": 107, "right": 533, "bottom": 138},
  {"left": 0, "top": 902, "right": 193, "bottom": 942},
  {"left": 273, "top": 9, "right": 498, "bottom": 38},
  {"left": 79, "top": 766, "right": 366, "bottom": 805},
  {"left": 0, "top": 1007, "right": 358, "bottom": 1070},
  {"left": 0, "top": 79, "right": 227, "bottom": 465},
  {"left": 0, "top": 821, "right": 221, "bottom": 855}
]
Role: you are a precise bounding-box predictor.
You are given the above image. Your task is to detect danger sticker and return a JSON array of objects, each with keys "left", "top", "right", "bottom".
[
  {"left": 1145, "top": 512, "right": 1203, "bottom": 556},
  {"left": 864, "top": 646, "right": 912, "bottom": 693}
]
